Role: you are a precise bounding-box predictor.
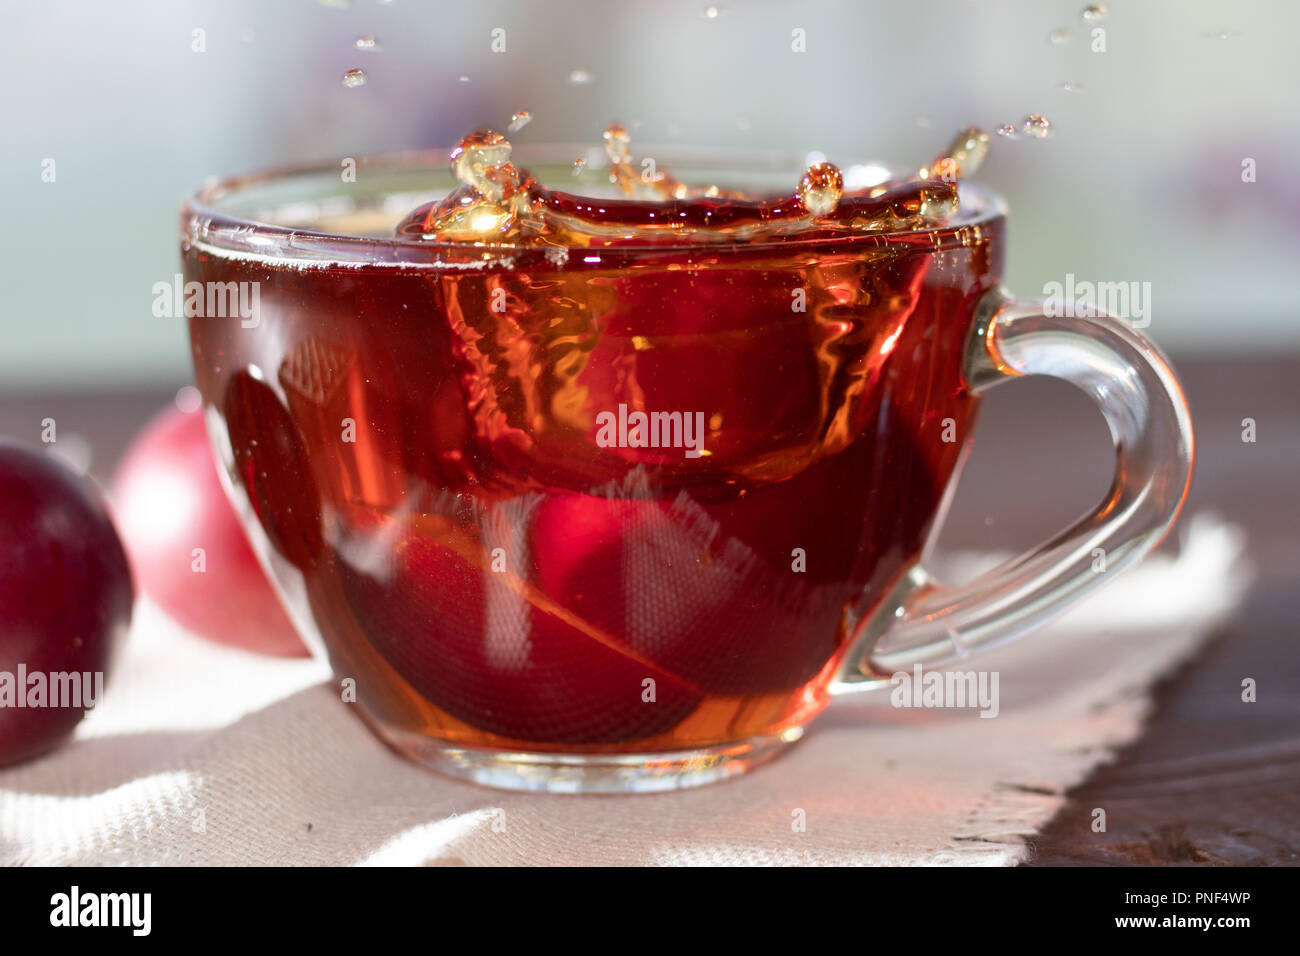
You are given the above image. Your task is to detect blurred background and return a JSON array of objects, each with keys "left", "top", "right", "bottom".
[{"left": 0, "top": 0, "right": 1297, "bottom": 389}]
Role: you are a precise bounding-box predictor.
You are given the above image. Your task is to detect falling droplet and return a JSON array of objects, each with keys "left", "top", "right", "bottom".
[
  {"left": 702, "top": 5, "right": 722, "bottom": 18},
  {"left": 797, "top": 162, "right": 843, "bottom": 218},
  {"left": 1049, "top": 27, "right": 1070, "bottom": 44},
  {"left": 572, "top": 158, "right": 587, "bottom": 175},
  {"left": 458, "top": 75, "right": 470, "bottom": 83},
  {"left": 1022, "top": 114, "right": 1052, "bottom": 139},
  {"left": 1059, "top": 80, "right": 1083, "bottom": 92},
  {"left": 569, "top": 69, "right": 593, "bottom": 85},
  {"left": 341, "top": 68, "right": 367, "bottom": 88},
  {"left": 354, "top": 35, "right": 379, "bottom": 51},
  {"left": 1081, "top": 4, "right": 1107, "bottom": 21},
  {"left": 996, "top": 124, "right": 1017, "bottom": 138},
  {"left": 736, "top": 115, "right": 752, "bottom": 131},
  {"left": 508, "top": 110, "right": 532, "bottom": 133}
]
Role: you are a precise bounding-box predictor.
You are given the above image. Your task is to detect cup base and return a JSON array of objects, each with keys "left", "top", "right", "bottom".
[{"left": 369, "top": 721, "right": 805, "bottom": 794}]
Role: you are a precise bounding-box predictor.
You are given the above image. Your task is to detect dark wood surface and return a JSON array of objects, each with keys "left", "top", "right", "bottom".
[{"left": 1, "top": 355, "right": 1296, "bottom": 865}]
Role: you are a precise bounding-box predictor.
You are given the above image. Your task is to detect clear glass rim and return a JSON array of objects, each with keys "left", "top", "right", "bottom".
[{"left": 180, "top": 145, "right": 1008, "bottom": 265}]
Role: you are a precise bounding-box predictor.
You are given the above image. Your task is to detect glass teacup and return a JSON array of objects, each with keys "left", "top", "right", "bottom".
[{"left": 180, "top": 148, "right": 1192, "bottom": 792}]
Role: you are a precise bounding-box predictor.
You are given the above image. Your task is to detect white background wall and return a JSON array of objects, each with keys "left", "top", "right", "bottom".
[{"left": 2, "top": 0, "right": 1297, "bottom": 390}]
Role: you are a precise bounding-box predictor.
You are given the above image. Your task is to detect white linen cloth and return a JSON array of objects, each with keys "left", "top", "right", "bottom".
[{"left": 0, "top": 515, "right": 1249, "bottom": 866}]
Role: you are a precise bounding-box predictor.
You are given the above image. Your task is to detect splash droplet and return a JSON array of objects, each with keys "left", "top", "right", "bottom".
[
  {"left": 572, "top": 158, "right": 587, "bottom": 175},
  {"left": 797, "top": 162, "right": 843, "bottom": 218},
  {"left": 1022, "top": 114, "right": 1051, "bottom": 139},
  {"left": 1049, "top": 27, "right": 1070, "bottom": 44},
  {"left": 568, "top": 69, "right": 593, "bottom": 85},
  {"left": 450, "top": 129, "right": 514, "bottom": 200},
  {"left": 702, "top": 5, "right": 722, "bottom": 18},
  {"left": 405, "top": 129, "right": 531, "bottom": 241},
  {"left": 602, "top": 123, "right": 631, "bottom": 165},
  {"left": 919, "top": 186, "right": 958, "bottom": 223},
  {"left": 458, "top": 75, "right": 470, "bottom": 83},
  {"left": 508, "top": 110, "right": 532, "bottom": 133},
  {"left": 1081, "top": 4, "right": 1107, "bottom": 21},
  {"left": 932, "top": 126, "right": 990, "bottom": 179},
  {"left": 1059, "top": 80, "right": 1083, "bottom": 92},
  {"left": 996, "top": 124, "right": 1017, "bottom": 138},
  {"left": 341, "top": 68, "right": 367, "bottom": 88},
  {"left": 354, "top": 35, "right": 379, "bottom": 51}
]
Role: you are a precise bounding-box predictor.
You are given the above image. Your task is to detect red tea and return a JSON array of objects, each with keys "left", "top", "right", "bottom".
[{"left": 185, "top": 126, "right": 1002, "bottom": 753}]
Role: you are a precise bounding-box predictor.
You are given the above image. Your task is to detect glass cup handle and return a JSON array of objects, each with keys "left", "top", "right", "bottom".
[{"left": 834, "top": 289, "right": 1195, "bottom": 690}]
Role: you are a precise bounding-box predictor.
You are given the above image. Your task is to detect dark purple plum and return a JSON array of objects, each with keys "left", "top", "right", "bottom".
[{"left": 0, "top": 440, "right": 133, "bottom": 766}]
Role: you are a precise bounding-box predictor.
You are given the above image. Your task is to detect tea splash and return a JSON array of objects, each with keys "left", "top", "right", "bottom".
[{"left": 396, "top": 124, "right": 990, "bottom": 246}]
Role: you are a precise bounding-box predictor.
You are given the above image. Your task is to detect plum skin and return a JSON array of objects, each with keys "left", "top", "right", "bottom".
[
  {"left": 0, "top": 440, "right": 133, "bottom": 767},
  {"left": 112, "top": 404, "right": 307, "bottom": 656}
]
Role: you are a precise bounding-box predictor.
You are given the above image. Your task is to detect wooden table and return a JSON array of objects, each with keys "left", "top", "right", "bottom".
[{"left": 1, "top": 355, "right": 1295, "bottom": 865}]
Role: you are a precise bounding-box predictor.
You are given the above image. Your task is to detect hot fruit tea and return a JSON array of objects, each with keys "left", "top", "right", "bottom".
[{"left": 184, "top": 127, "right": 1002, "bottom": 753}]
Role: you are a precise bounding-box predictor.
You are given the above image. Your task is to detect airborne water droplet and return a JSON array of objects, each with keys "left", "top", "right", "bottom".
[
  {"left": 996, "top": 124, "right": 1017, "bottom": 138},
  {"left": 1081, "top": 4, "right": 1107, "bottom": 21},
  {"left": 354, "top": 35, "right": 379, "bottom": 51},
  {"left": 1022, "top": 114, "right": 1052, "bottom": 139},
  {"left": 797, "top": 162, "right": 843, "bottom": 218},
  {"left": 1049, "top": 27, "right": 1070, "bottom": 44},
  {"left": 702, "top": 6, "right": 722, "bottom": 19},
  {"left": 341, "top": 68, "right": 367, "bottom": 88},
  {"left": 1059, "top": 80, "right": 1083, "bottom": 92},
  {"left": 569, "top": 69, "right": 593, "bottom": 85},
  {"left": 508, "top": 110, "right": 532, "bottom": 133}
]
